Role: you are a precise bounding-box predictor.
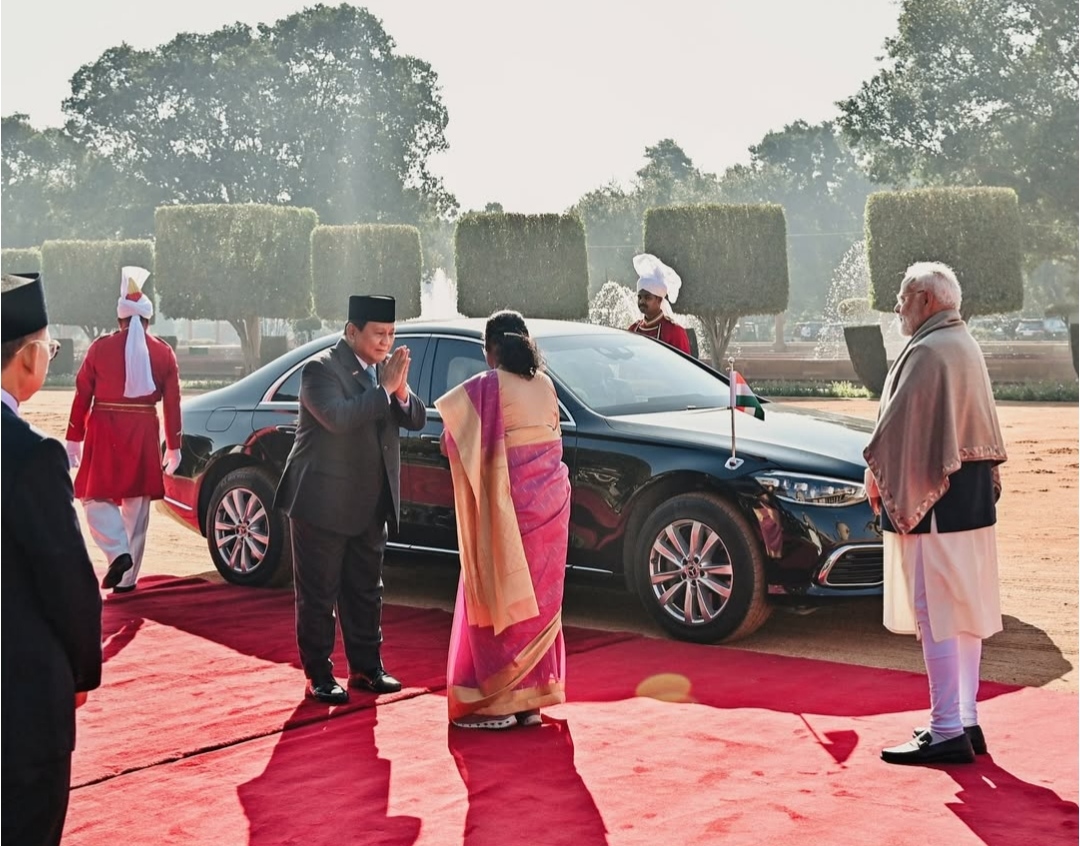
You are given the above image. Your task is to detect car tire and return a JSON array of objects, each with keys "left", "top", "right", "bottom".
[
  {"left": 206, "top": 466, "right": 292, "bottom": 587},
  {"left": 631, "top": 492, "right": 771, "bottom": 643}
]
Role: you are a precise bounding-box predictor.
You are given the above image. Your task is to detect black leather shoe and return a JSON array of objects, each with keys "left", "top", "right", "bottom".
[
  {"left": 913, "top": 724, "right": 987, "bottom": 755},
  {"left": 882, "top": 732, "right": 975, "bottom": 765},
  {"left": 349, "top": 667, "right": 402, "bottom": 694},
  {"left": 307, "top": 678, "right": 348, "bottom": 704},
  {"left": 102, "top": 554, "right": 134, "bottom": 589},
  {"left": 111, "top": 584, "right": 137, "bottom": 595}
]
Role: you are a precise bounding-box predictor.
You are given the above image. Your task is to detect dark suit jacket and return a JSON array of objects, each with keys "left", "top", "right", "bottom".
[
  {"left": 1, "top": 403, "right": 102, "bottom": 765},
  {"left": 274, "top": 338, "right": 427, "bottom": 536}
]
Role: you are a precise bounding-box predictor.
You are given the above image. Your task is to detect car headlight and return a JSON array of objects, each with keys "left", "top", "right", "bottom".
[{"left": 753, "top": 472, "right": 866, "bottom": 507}]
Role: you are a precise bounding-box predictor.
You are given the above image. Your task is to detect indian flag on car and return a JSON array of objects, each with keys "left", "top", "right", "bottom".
[{"left": 729, "top": 370, "right": 765, "bottom": 420}]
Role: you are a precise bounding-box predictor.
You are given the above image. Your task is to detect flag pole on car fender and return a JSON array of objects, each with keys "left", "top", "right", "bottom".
[{"left": 725, "top": 357, "right": 744, "bottom": 471}]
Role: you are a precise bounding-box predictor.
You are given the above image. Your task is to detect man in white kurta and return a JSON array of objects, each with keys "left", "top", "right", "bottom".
[{"left": 864, "top": 261, "right": 1007, "bottom": 766}]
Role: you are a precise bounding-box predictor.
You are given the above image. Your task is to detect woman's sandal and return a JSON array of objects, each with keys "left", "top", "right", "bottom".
[{"left": 515, "top": 709, "right": 542, "bottom": 727}]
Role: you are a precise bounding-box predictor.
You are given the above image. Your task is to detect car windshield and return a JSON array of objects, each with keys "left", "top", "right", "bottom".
[{"left": 540, "top": 333, "right": 731, "bottom": 415}]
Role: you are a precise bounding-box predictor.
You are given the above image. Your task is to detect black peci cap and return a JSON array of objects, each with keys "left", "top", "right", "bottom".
[
  {"left": 1, "top": 273, "right": 48, "bottom": 342},
  {"left": 348, "top": 294, "right": 396, "bottom": 324}
]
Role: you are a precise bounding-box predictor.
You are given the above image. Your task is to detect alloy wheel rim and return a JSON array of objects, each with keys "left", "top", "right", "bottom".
[
  {"left": 213, "top": 487, "right": 270, "bottom": 574},
  {"left": 648, "top": 518, "right": 733, "bottom": 626}
]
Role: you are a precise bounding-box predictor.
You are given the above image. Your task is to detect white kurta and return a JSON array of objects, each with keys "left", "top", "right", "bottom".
[{"left": 883, "top": 515, "right": 1002, "bottom": 640}]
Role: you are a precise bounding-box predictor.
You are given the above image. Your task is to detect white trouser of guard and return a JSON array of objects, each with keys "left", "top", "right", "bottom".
[
  {"left": 914, "top": 541, "right": 982, "bottom": 739},
  {"left": 84, "top": 497, "right": 151, "bottom": 589}
]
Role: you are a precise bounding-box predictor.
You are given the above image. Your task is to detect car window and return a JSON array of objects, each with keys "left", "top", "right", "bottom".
[
  {"left": 270, "top": 336, "right": 429, "bottom": 403},
  {"left": 542, "top": 332, "right": 731, "bottom": 415},
  {"left": 272, "top": 364, "right": 305, "bottom": 402},
  {"left": 394, "top": 335, "right": 429, "bottom": 403},
  {"left": 430, "top": 338, "right": 487, "bottom": 404}
]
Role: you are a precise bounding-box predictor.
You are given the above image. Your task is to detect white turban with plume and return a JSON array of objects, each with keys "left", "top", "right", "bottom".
[
  {"left": 633, "top": 254, "right": 682, "bottom": 315},
  {"left": 117, "top": 266, "right": 156, "bottom": 398}
]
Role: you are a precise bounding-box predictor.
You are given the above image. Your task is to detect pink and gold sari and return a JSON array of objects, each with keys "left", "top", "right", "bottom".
[{"left": 435, "top": 368, "right": 571, "bottom": 720}]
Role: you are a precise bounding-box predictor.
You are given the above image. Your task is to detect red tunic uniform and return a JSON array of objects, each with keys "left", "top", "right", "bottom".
[
  {"left": 66, "top": 331, "right": 182, "bottom": 501},
  {"left": 627, "top": 316, "right": 692, "bottom": 355}
]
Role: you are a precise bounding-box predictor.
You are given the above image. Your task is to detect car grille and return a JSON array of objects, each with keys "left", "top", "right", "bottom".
[{"left": 817, "top": 544, "right": 883, "bottom": 588}]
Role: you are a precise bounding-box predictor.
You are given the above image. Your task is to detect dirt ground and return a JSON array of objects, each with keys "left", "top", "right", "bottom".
[{"left": 24, "top": 390, "right": 1079, "bottom": 694}]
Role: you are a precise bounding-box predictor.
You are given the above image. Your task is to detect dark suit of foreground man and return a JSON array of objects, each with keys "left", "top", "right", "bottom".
[
  {"left": 1, "top": 274, "right": 103, "bottom": 846},
  {"left": 275, "top": 294, "right": 426, "bottom": 703}
]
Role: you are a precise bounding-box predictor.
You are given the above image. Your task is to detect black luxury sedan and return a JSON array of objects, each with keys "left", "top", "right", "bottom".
[{"left": 160, "top": 318, "right": 883, "bottom": 643}]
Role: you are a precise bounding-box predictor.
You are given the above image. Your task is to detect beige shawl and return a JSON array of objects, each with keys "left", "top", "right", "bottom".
[{"left": 864, "top": 310, "right": 1007, "bottom": 534}]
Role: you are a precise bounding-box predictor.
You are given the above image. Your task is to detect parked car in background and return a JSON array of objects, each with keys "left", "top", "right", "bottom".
[
  {"left": 1015, "top": 318, "right": 1069, "bottom": 340},
  {"left": 160, "top": 319, "right": 884, "bottom": 644},
  {"left": 968, "top": 317, "right": 1010, "bottom": 341}
]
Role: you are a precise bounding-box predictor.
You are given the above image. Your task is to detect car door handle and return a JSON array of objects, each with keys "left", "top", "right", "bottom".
[{"left": 419, "top": 434, "right": 441, "bottom": 442}]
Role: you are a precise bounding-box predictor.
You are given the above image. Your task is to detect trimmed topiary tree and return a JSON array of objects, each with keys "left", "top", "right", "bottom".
[
  {"left": 1, "top": 247, "right": 42, "bottom": 276},
  {"left": 311, "top": 224, "right": 423, "bottom": 322},
  {"left": 865, "top": 187, "right": 1024, "bottom": 319},
  {"left": 155, "top": 204, "right": 318, "bottom": 373},
  {"left": 454, "top": 213, "right": 588, "bottom": 319},
  {"left": 643, "top": 204, "right": 789, "bottom": 367},
  {"left": 40, "top": 239, "right": 156, "bottom": 339},
  {"left": 843, "top": 187, "right": 1025, "bottom": 395}
]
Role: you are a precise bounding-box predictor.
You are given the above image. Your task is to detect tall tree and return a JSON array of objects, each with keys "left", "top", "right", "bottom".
[
  {"left": 573, "top": 140, "right": 720, "bottom": 292},
  {"left": 63, "top": 5, "right": 455, "bottom": 229},
  {"left": 838, "top": 0, "right": 1079, "bottom": 265},
  {"left": 1, "top": 114, "right": 62, "bottom": 246},
  {"left": 2, "top": 114, "right": 156, "bottom": 246},
  {"left": 154, "top": 204, "right": 317, "bottom": 372},
  {"left": 718, "top": 121, "right": 877, "bottom": 314}
]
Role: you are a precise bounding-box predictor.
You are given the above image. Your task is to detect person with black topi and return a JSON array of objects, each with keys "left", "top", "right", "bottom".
[
  {"left": 275, "top": 294, "right": 426, "bottom": 704},
  {"left": 1, "top": 273, "right": 103, "bottom": 846}
]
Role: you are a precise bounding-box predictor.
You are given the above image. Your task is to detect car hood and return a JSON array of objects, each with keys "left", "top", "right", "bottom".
[{"left": 604, "top": 402, "right": 874, "bottom": 478}]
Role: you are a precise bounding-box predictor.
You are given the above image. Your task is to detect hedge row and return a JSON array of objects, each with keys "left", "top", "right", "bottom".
[
  {"left": 154, "top": 204, "right": 317, "bottom": 323},
  {"left": 40, "top": 239, "right": 155, "bottom": 336},
  {"left": 865, "top": 187, "right": 1024, "bottom": 317},
  {"left": 312, "top": 224, "right": 422, "bottom": 321},
  {"left": 643, "top": 204, "right": 789, "bottom": 317},
  {"left": 1, "top": 247, "right": 42, "bottom": 276},
  {"left": 454, "top": 213, "right": 589, "bottom": 319}
]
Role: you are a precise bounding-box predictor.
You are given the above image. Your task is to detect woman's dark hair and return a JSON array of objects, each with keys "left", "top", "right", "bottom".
[{"left": 484, "top": 309, "right": 542, "bottom": 378}]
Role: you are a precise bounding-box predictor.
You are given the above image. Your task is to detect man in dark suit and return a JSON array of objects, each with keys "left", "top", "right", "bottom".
[
  {"left": 1, "top": 274, "right": 103, "bottom": 846},
  {"left": 275, "top": 294, "right": 426, "bottom": 704}
]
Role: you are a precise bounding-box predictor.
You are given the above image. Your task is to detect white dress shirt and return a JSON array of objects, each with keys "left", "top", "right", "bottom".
[{"left": 1, "top": 388, "right": 20, "bottom": 416}]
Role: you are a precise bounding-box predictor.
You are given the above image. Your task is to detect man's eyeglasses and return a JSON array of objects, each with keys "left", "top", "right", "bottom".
[{"left": 20, "top": 339, "right": 61, "bottom": 361}]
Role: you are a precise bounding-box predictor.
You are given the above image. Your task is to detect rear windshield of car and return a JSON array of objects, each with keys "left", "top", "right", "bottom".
[{"left": 540, "top": 333, "right": 731, "bottom": 415}]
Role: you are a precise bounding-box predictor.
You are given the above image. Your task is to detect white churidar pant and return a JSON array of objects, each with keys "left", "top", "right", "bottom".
[{"left": 84, "top": 497, "right": 151, "bottom": 589}]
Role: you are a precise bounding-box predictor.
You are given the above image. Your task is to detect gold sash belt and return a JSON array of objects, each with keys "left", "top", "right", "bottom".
[{"left": 94, "top": 402, "right": 157, "bottom": 414}]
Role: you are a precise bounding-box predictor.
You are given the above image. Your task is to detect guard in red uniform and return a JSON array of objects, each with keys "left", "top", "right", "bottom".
[
  {"left": 626, "top": 253, "right": 692, "bottom": 355},
  {"left": 65, "top": 266, "right": 182, "bottom": 593}
]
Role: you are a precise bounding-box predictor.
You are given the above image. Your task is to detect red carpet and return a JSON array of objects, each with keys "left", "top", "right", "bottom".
[
  {"left": 74, "top": 576, "right": 631, "bottom": 786},
  {"left": 64, "top": 577, "right": 1077, "bottom": 845}
]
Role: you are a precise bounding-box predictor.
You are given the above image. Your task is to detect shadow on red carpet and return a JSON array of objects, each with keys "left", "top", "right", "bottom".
[
  {"left": 76, "top": 576, "right": 631, "bottom": 786},
  {"left": 64, "top": 575, "right": 1077, "bottom": 846}
]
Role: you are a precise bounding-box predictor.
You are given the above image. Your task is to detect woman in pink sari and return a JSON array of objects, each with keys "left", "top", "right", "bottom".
[{"left": 435, "top": 310, "right": 571, "bottom": 729}]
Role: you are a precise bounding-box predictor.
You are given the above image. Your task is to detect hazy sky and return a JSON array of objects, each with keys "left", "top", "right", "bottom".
[{"left": 1, "top": 0, "right": 900, "bottom": 213}]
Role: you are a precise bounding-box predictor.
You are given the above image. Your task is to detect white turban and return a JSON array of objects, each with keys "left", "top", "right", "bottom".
[
  {"left": 117, "top": 266, "right": 156, "bottom": 398},
  {"left": 633, "top": 254, "right": 682, "bottom": 315}
]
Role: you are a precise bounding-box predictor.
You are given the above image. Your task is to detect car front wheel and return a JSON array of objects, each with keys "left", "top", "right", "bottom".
[
  {"left": 206, "top": 466, "right": 291, "bottom": 587},
  {"left": 631, "top": 492, "right": 771, "bottom": 643}
]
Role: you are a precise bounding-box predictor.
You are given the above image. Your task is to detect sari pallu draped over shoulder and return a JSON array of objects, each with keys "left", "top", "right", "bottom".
[{"left": 435, "top": 369, "right": 571, "bottom": 720}]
